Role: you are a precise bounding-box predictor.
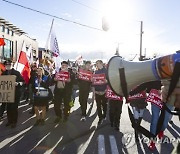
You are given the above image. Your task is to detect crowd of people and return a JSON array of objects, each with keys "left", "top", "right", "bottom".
[{"left": 0, "top": 58, "right": 179, "bottom": 152}]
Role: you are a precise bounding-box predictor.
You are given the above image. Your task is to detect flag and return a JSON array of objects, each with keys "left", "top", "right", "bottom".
[
  {"left": 53, "top": 55, "right": 63, "bottom": 72},
  {"left": 27, "top": 44, "right": 33, "bottom": 64},
  {"left": 50, "top": 30, "right": 60, "bottom": 57},
  {"left": 0, "top": 38, "right": 5, "bottom": 46},
  {"left": 16, "top": 42, "right": 30, "bottom": 84},
  {"left": 0, "top": 63, "right": 5, "bottom": 75},
  {"left": 75, "top": 55, "right": 83, "bottom": 65}
]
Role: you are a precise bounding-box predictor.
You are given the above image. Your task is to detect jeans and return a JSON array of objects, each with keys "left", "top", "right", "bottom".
[
  {"left": 150, "top": 103, "right": 174, "bottom": 135},
  {"left": 132, "top": 107, "right": 144, "bottom": 120},
  {"left": 95, "top": 94, "right": 107, "bottom": 120},
  {"left": 109, "top": 100, "right": 123, "bottom": 127}
]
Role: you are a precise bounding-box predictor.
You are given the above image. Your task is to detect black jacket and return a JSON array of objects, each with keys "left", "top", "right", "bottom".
[{"left": 2, "top": 68, "right": 24, "bottom": 99}]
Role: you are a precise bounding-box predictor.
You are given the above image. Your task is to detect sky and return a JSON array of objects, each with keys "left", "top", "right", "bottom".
[{"left": 0, "top": 0, "right": 180, "bottom": 61}]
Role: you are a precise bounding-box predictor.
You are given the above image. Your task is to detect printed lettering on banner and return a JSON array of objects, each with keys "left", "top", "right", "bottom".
[
  {"left": 128, "top": 91, "right": 146, "bottom": 101},
  {"left": 106, "top": 86, "right": 123, "bottom": 101},
  {"left": 0, "top": 75, "right": 16, "bottom": 103},
  {"left": 146, "top": 89, "right": 163, "bottom": 109},
  {"left": 92, "top": 73, "right": 106, "bottom": 85},
  {"left": 78, "top": 69, "right": 92, "bottom": 81},
  {"left": 55, "top": 71, "right": 70, "bottom": 82}
]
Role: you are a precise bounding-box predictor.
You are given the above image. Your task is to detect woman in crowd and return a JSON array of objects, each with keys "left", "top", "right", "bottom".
[
  {"left": 78, "top": 61, "right": 92, "bottom": 121},
  {"left": 33, "top": 67, "right": 50, "bottom": 126}
]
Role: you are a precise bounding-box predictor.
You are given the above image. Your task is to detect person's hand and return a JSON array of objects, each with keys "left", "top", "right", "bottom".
[
  {"left": 54, "top": 77, "right": 58, "bottom": 81},
  {"left": 66, "top": 78, "right": 71, "bottom": 82},
  {"left": 15, "top": 82, "right": 18, "bottom": 86}
]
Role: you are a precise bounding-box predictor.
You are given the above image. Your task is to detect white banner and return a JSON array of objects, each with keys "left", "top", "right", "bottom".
[{"left": 50, "top": 30, "right": 60, "bottom": 57}]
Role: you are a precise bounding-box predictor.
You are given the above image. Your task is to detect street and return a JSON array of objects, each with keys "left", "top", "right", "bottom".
[{"left": 0, "top": 92, "right": 179, "bottom": 154}]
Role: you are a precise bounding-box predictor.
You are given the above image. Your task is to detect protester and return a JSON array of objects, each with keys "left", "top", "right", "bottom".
[
  {"left": 29, "top": 63, "right": 37, "bottom": 114},
  {"left": 106, "top": 86, "right": 124, "bottom": 131},
  {"left": 53, "top": 61, "right": 75, "bottom": 123},
  {"left": 93, "top": 60, "right": 108, "bottom": 125},
  {"left": 72, "top": 67, "right": 78, "bottom": 103},
  {"left": 129, "top": 80, "right": 179, "bottom": 150},
  {"left": 128, "top": 89, "right": 147, "bottom": 141},
  {"left": 78, "top": 61, "right": 92, "bottom": 121},
  {"left": 1, "top": 60, "right": 24, "bottom": 128},
  {"left": 32, "top": 67, "right": 50, "bottom": 126}
]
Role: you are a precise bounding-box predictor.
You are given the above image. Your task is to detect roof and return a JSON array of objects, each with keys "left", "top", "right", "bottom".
[{"left": 0, "top": 17, "right": 26, "bottom": 35}]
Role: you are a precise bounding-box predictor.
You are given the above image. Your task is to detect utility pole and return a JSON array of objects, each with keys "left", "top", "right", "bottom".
[{"left": 139, "top": 21, "right": 144, "bottom": 61}]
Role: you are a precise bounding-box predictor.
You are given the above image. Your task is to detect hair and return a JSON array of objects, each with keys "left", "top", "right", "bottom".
[
  {"left": 3, "top": 59, "right": 12, "bottom": 65},
  {"left": 85, "top": 61, "right": 91, "bottom": 65},
  {"left": 61, "top": 61, "right": 68, "bottom": 65},
  {"left": 37, "top": 67, "right": 44, "bottom": 75},
  {"left": 96, "top": 60, "right": 103, "bottom": 64}
]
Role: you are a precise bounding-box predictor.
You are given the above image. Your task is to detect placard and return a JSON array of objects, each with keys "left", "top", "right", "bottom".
[
  {"left": 105, "top": 86, "right": 123, "bottom": 101},
  {"left": 128, "top": 91, "right": 146, "bottom": 101},
  {"left": 0, "top": 75, "right": 16, "bottom": 103},
  {"left": 146, "top": 89, "right": 163, "bottom": 109},
  {"left": 55, "top": 71, "right": 70, "bottom": 82},
  {"left": 78, "top": 69, "right": 92, "bottom": 81},
  {"left": 92, "top": 73, "right": 106, "bottom": 85}
]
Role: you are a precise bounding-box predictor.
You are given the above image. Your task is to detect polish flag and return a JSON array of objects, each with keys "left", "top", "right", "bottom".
[
  {"left": 0, "top": 38, "right": 5, "bottom": 46},
  {"left": 0, "top": 63, "right": 5, "bottom": 75},
  {"left": 15, "top": 42, "right": 30, "bottom": 84}
]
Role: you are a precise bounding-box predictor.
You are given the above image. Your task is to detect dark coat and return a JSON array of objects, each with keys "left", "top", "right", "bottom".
[{"left": 1, "top": 68, "right": 24, "bottom": 104}]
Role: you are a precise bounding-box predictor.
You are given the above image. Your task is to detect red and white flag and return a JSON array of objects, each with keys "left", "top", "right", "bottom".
[
  {"left": 15, "top": 42, "right": 30, "bottom": 84},
  {"left": 0, "top": 38, "right": 5, "bottom": 46}
]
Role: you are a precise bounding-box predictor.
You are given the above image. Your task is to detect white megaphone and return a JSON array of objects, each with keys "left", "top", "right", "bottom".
[{"left": 107, "top": 52, "right": 180, "bottom": 96}]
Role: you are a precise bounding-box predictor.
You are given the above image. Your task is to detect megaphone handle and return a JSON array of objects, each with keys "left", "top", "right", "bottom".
[{"left": 119, "top": 68, "right": 128, "bottom": 99}]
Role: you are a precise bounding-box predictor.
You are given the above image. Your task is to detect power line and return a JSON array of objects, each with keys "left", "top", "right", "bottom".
[
  {"left": 71, "top": 0, "right": 101, "bottom": 14},
  {"left": 1, "top": 0, "right": 103, "bottom": 31}
]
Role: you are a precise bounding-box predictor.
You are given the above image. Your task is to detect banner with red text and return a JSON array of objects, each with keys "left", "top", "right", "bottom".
[
  {"left": 92, "top": 73, "right": 106, "bottom": 85},
  {"left": 106, "top": 86, "right": 123, "bottom": 101},
  {"left": 128, "top": 91, "right": 147, "bottom": 101},
  {"left": 146, "top": 89, "right": 163, "bottom": 109},
  {"left": 78, "top": 69, "right": 92, "bottom": 82},
  {"left": 55, "top": 71, "right": 70, "bottom": 82}
]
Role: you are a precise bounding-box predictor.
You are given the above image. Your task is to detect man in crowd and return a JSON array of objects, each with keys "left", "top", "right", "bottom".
[
  {"left": 53, "top": 61, "right": 75, "bottom": 123},
  {"left": 29, "top": 63, "right": 37, "bottom": 114},
  {"left": 93, "top": 60, "right": 108, "bottom": 125},
  {"left": 1, "top": 60, "right": 24, "bottom": 128},
  {"left": 78, "top": 61, "right": 92, "bottom": 121}
]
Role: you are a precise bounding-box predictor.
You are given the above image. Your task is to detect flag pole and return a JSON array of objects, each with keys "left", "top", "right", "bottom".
[{"left": 44, "top": 19, "right": 54, "bottom": 64}]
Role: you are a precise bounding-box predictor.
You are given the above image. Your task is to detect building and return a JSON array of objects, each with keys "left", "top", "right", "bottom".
[{"left": 0, "top": 17, "right": 38, "bottom": 63}]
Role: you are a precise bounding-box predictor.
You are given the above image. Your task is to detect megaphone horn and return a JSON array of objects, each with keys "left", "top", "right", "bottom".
[{"left": 107, "top": 53, "right": 180, "bottom": 96}]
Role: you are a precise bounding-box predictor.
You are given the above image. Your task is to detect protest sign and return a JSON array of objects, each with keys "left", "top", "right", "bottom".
[
  {"left": 0, "top": 75, "right": 16, "bottom": 103},
  {"left": 92, "top": 73, "right": 106, "bottom": 85},
  {"left": 146, "top": 89, "right": 163, "bottom": 109},
  {"left": 78, "top": 69, "right": 92, "bottom": 81},
  {"left": 128, "top": 91, "right": 147, "bottom": 101},
  {"left": 55, "top": 71, "right": 70, "bottom": 82},
  {"left": 105, "top": 86, "right": 123, "bottom": 101}
]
